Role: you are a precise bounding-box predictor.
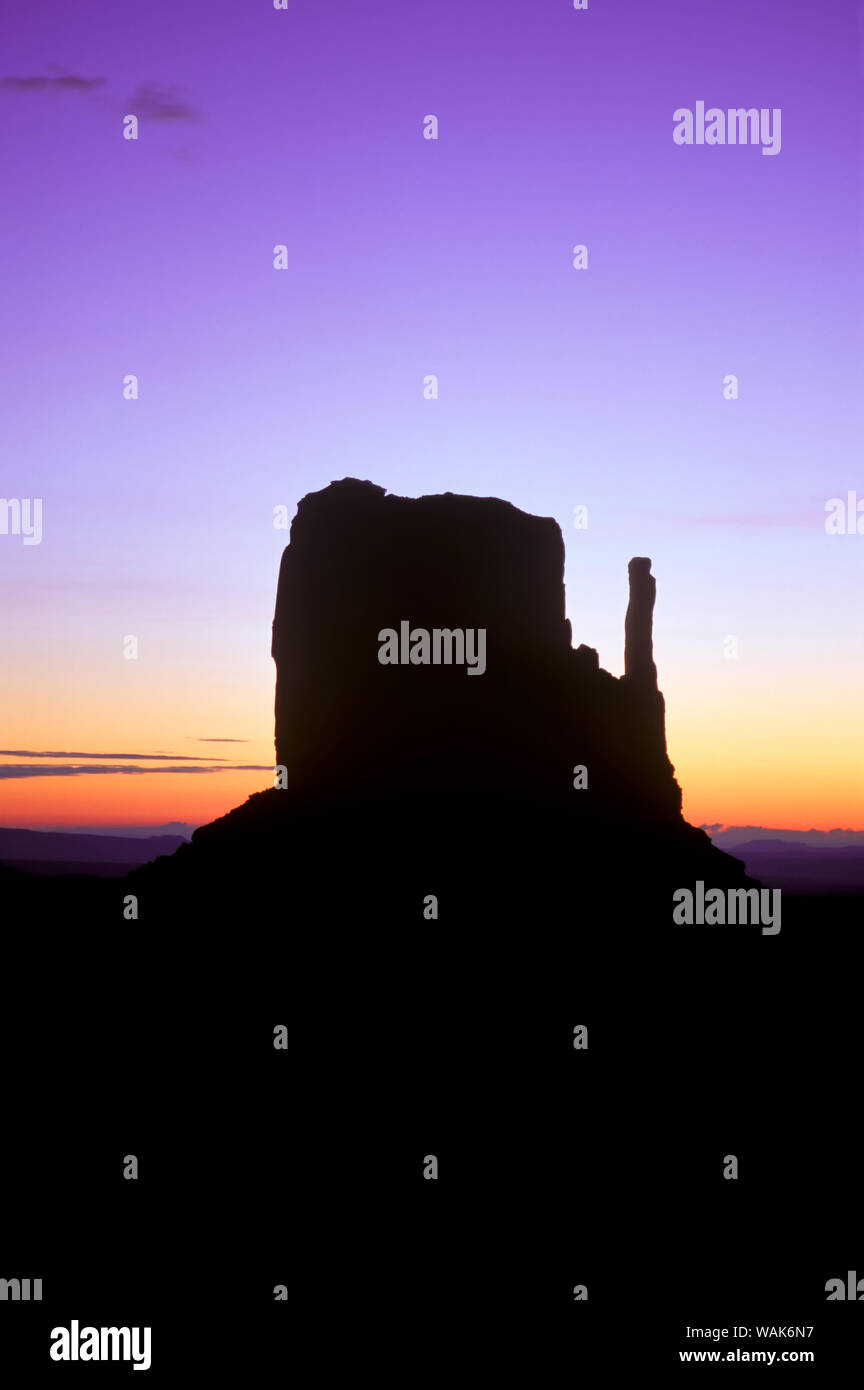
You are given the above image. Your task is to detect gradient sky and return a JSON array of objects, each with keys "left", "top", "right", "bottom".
[{"left": 1, "top": 0, "right": 862, "bottom": 833}]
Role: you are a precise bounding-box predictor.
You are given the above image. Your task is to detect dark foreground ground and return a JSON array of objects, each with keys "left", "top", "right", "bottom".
[{"left": 1, "top": 809, "right": 861, "bottom": 1378}]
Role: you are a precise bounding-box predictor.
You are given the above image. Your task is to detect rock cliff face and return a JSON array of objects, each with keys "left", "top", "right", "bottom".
[
  {"left": 621, "top": 554, "right": 673, "bottom": 792},
  {"left": 271, "top": 478, "right": 681, "bottom": 823},
  {"left": 624, "top": 556, "right": 658, "bottom": 688},
  {"left": 271, "top": 478, "right": 570, "bottom": 808}
]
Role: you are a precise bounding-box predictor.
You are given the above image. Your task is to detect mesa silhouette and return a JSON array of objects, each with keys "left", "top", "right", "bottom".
[{"left": 117, "top": 477, "right": 756, "bottom": 931}]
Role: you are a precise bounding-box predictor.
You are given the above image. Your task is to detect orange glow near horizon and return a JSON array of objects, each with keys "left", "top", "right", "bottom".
[
  {"left": 0, "top": 768, "right": 273, "bottom": 831},
  {"left": 1, "top": 748, "right": 860, "bottom": 836},
  {"left": 1, "top": 661, "right": 861, "bottom": 835},
  {"left": 668, "top": 679, "right": 864, "bottom": 833}
]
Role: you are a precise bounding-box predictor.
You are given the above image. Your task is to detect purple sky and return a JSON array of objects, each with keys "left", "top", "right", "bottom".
[{"left": 1, "top": 0, "right": 862, "bottom": 832}]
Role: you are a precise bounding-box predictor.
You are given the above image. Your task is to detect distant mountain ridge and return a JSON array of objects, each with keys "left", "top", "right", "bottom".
[
  {"left": 714, "top": 838, "right": 864, "bottom": 895},
  {"left": 708, "top": 826, "right": 864, "bottom": 848},
  {"left": 0, "top": 826, "right": 188, "bottom": 875},
  {"left": 44, "top": 822, "right": 198, "bottom": 840}
]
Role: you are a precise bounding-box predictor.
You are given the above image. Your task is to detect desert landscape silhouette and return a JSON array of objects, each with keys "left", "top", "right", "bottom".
[{"left": 3, "top": 479, "right": 861, "bottom": 1378}]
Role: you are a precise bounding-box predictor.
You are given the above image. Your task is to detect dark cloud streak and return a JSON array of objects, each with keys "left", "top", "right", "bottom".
[
  {"left": 126, "top": 82, "right": 198, "bottom": 120},
  {"left": 0, "top": 750, "right": 227, "bottom": 761},
  {"left": 0, "top": 764, "right": 271, "bottom": 780},
  {"left": 1, "top": 74, "right": 106, "bottom": 92}
]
